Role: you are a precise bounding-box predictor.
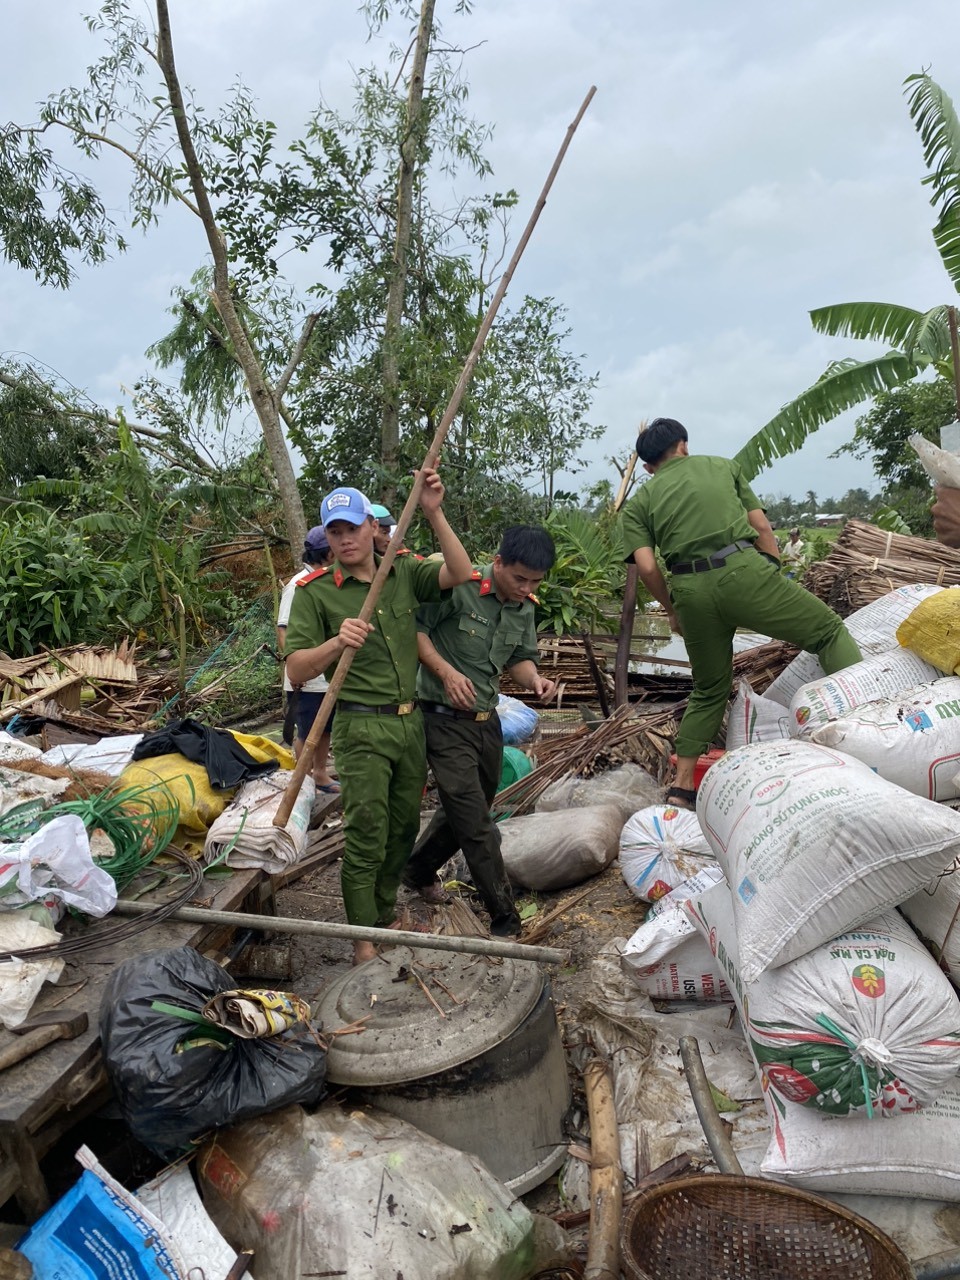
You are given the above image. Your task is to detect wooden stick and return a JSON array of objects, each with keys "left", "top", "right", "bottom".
[
  {"left": 950, "top": 306, "right": 960, "bottom": 421},
  {"left": 274, "top": 84, "right": 597, "bottom": 828},
  {"left": 614, "top": 563, "right": 639, "bottom": 708},
  {"left": 409, "top": 965, "right": 447, "bottom": 1018},
  {"left": 583, "top": 1057, "right": 623, "bottom": 1280},
  {"left": 581, "top": 630, "right": 611, "bottom": 717},
  {"left": 110, "top": 899, "right": 567, "bottom": 964}
]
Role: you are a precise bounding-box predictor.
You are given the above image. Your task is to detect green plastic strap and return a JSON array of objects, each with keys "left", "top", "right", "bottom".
[{"left": 814, "top": 1012, "right": 874, "bottom": 1119}]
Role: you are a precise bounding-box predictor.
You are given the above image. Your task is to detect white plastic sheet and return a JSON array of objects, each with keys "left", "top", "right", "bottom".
[
  {"left": 0, "top": 915, "right": 63, "bottom": 1028},
  {"left": 0, "top": 814, "right": 117, "bottom": 917},
  {"left": 204, "top": 771, "right": 315, "bottom": 874}
]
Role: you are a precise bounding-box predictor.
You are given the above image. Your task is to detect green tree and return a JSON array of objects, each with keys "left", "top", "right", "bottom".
[{"left": 734, "top": 72, "right": 960, "bottom": 481}]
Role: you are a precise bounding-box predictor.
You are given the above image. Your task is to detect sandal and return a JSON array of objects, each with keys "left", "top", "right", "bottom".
[
  {"left": 316, "top": 781, "right": 341, "bottom": 794},
  {"left": 665, "top": 786, "right": 697, "bottom": 812}
]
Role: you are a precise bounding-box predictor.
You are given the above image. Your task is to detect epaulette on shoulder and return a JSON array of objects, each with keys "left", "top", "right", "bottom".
[
  {"left": 296, "top": 567, "right": 330, "bottom": 586},
  {"left": 470, "top": 569, "right": 483, "bottom": 581},
  {"left": 396, "top": 548, "right": 424, "bottom": 560},
  {"left": 527, "top": 592, "right": 540, "bottom": 604}
]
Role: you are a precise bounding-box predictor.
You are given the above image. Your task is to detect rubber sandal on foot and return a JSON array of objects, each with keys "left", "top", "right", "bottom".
[{"left": 665, "top": 787, "right": 697, "bottom": 811}]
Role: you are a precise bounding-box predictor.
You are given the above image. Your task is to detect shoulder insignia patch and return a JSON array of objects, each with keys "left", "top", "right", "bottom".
[
  {"left": 479, "top": 577, "right": 493, "bottom": 596},
  {"left": 470, "top": 569, "right": 483, "bottom": 581},
  {"left": 527, "top": 592, "right": 540, "bottom": 604},
  {"left": 296, "top": 567, "right": 330, "bottom": 586},
  {"left": 333, "top": 567, "right": 345, "bottom": 588}
]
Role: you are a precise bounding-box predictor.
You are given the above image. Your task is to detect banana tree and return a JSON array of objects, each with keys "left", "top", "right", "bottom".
[{"left": 735, "top": 72, "right": 960, "bottom": 481}]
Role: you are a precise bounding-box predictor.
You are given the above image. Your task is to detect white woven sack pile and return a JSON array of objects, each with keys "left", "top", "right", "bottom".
[
  {"left": 696, "top": 740, "right": 960, "bottom": 984},
  {"left": 764, "top": 583, "right": 945, "bottom": 707},
  {"left": 800, "top": 675, "right": 960, "bottom": 801}
]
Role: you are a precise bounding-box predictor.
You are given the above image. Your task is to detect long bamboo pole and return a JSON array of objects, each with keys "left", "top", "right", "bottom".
[
  {"left": 110, "top": 899, "right": 567, "bottom": 965},
  {"left": 274, "top": 85, "right": 597, "bottom": 827}
]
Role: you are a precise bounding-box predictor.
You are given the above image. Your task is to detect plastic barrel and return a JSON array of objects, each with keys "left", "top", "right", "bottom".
[{"left": 498, "top": 746, "right": 533, "bottom": 793}]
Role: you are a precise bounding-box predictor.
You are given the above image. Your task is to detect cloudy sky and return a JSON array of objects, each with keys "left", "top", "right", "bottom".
[{"left": 4, "top": 0, "right": 960, "bottom": 505}]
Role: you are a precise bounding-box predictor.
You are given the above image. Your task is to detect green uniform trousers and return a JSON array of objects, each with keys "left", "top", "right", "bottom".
[
  {"left": 404, "top": 714, "right": 519, "bottom": 931},
  {"left": 333, "top": 708, "right": 427, "bottom": 927},
  {"left": 670, "top": 547, "right": 861, "bottom": 759}
]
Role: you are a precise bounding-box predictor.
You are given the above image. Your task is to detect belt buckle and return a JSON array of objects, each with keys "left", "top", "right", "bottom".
[
  {"left": 397, "top": 701, "right": 415, "bottom": 716},
  {"left": 476, "top": 711, "right": 491, "bottom": 722}
]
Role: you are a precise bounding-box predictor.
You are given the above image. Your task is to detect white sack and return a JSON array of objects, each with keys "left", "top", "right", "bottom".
[
  {"left": 901, "top": 860, "right": 960, "bottom": 989},
  {"left": 761, "top": 1079, "right": 960, "bottom": 1200},
  {"left": 137, "top": 1163, "right": 243, "bottom": 1280},
  {"left": 0, "top": 916, "right": 63, "bottom": 1029},
  {"left": 619, "top": 805, "right": 715, "bottom": 902},
  {"left": 789, "top": 647, "right": 943, "bottom": 735},
  {"left": 764, "top": 583, "right": 946, "bottom": 707},
  {"left": 696, "top": 741, "right": 960, "bottom": 983},
  {"left": 535, "top": 763, "right": 660, "bottom": 825},
  {"left": 499, "top": 804, "right": 622, "bottom": 891},
  {"left": 806, "top": 676, "right": 960, "bottom": 800},
  {"left": 0, "top": 732, "right": 42, "bottom": 763},
  {"left": 685, "top": 881, "right": 960, "bottom": 1116},
  {"left": 205, "top": 771, "right": 315, "bottom": 874},
  {"left": 621, "top": 865, "right": 730, "bottom": 1001},
  {"left": 726, "top": 681, "right": 791, "bottom": 749}
]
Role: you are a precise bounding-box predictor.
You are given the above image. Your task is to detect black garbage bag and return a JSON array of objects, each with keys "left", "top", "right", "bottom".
[{"left": 100, "top": 946, "right": 326, "bottom": 1160}]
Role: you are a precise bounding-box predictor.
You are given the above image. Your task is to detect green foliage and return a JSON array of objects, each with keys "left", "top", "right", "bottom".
[
  {"left": 0, "top": 510, "right": 128, "bottom": 654},
  {"left": 835, "top": 376, "right": 957, "bottom": 489},
  {"left": 0, "top": 362, "right": 105, "bottom": 491},
  {"left": 873, "top": 504, "right": 915, "bottom": 536},
  {"left": 535, "top": 508, "right": 625, "bottom": 637}
]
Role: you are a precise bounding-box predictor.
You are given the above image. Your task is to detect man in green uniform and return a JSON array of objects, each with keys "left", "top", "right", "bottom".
[
  {"left": 403, "top": 526, "right": 557, "bottom": 937},
  {"left": 621, "top": 418, "right": 861, "bottom": 809},
  {"left": 285, "top": 470, "right": 472, "bottom": 964}
]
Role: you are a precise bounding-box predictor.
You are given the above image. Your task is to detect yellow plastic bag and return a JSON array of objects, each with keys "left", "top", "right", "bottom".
[
  {"left": 897, "top": 588, "right": 960, "bottom": 674},
  {"left": 120, "top": 756, "right": 232, "bottom": 837},
  {"left": 229, "top": 732, "right": 295, "bottom": 771}
]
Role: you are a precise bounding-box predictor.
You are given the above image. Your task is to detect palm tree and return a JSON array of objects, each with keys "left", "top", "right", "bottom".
[{"left": 735, "top": 72, "right": 960, "bottom": 481}]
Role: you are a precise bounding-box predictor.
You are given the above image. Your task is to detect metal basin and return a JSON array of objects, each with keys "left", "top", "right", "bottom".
[{"left": 317, "top": 946, "right": 571, "bottom": 1193}]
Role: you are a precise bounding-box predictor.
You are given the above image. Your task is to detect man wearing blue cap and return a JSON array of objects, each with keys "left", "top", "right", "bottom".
[
  {"left": 276, "top": 525, "right": 338, "bottom": 792},
  {"left": 284, "top": 468, "right": 472, "bottom": 965}
]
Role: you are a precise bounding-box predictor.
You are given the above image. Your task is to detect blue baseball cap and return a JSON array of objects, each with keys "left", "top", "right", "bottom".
[{"left": 320, "top": 486, "right": 374, "bottom": 528}]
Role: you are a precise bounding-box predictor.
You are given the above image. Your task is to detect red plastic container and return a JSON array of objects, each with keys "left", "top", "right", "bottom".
[{"left": 669, "top": 747, "right": 725, "bottom": 789}]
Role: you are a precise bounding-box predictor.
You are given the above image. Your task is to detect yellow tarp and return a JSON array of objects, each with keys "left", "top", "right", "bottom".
[
  {"left": 119, "top": 731, "right": 295, "bottom": 857},
  {"left": 897, "top": 587, "right": 960, "bottom": 674}
]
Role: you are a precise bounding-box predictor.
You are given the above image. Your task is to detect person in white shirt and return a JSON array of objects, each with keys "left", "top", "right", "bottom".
[
  {"left": 781, "top": 527, "right": 805, "bottom": 578},
  {"left": 276, "top": 526, "right": 339, "bottom": 792}
]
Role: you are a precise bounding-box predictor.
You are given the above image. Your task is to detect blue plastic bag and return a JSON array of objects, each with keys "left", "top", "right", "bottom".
[
  {"left": 18, "top": 1168, "right": 181, "bottom": 1279},
  {"left": 497, "top": 694, "right": 540, "bottom": 745}
]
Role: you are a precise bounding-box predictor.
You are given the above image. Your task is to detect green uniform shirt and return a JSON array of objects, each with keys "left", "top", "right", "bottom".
[
  {"left": 620, "top": 454, "right": 761, "bottom": 566},
  {"left": 416, "top": 565, "right": 540, "bottom": 711},
  {"left": 284, "top": 553, "right": 444, "bottom": 704}
]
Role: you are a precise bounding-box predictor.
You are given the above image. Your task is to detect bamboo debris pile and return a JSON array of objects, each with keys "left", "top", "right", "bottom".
[
  {"left": 493, "top": 640, "right": 795, "bottom": 818},
  {"left": 0, "top": 642, "right": 178, "bottom": 735},
  {"left": 804, "top": 519, "right": 960, "bottom": 616},
  {"left": 500, "top": 636, "right": 616, "bottom": 703}
]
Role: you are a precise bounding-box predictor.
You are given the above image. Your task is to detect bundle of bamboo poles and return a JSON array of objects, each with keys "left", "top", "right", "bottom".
[
  {"left": 492, "top": 637, "right": 795, "bottom": 818},
  {"left": 804, "top": 519, "right": 960, "bottom": 615}
]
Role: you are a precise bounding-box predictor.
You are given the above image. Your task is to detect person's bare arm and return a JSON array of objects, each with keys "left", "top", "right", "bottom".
[
  {"left": 746, "top": 509, "right": 781, "bottom": 560},
  {"left": 633, "top": 547, "right": 681, "bottom": 633},
  {"left": 417, "top": 631, "right": 476, "bottom": 710},
  {"left": 276, "top": 625, "right": 286, "bottom": 652},
  {"left": 933, "top": 487, "right": 960, "bottom": 547}
]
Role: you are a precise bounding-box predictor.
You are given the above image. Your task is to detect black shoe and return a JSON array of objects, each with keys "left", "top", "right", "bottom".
[{"left": 490, "top": 913, "right": 522, "bottom": 938}]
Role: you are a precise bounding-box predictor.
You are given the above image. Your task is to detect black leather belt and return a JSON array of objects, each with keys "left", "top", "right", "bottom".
[
  {"left": 421, "top": 701, "right": 493, "bottom": 722},
  {"left": 669, "top": 540, "right": 755, "bottom": 575},
  {"left": 338, "top": 701, "right": 416, "bottom": 715}
]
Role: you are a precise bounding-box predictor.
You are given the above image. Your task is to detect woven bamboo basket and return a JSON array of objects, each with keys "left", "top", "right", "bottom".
[{"left": 620, "top": 1173, "right": 912, "bottom": 1280}]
